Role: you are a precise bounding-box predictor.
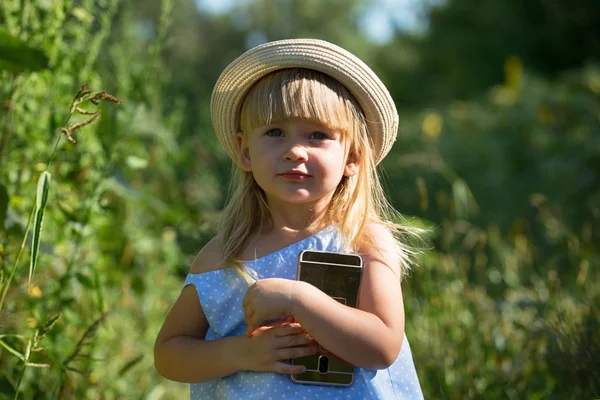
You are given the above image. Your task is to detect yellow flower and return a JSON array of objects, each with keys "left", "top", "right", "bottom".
[
  {"left": 422, "top": 113, "right": 443, "bottom": 139},
  {"left": 505, "top": 56, "right": 523, "bottom": 91},
  {"left": 28, "top": 284, "right": 42, "bottom": 298}
]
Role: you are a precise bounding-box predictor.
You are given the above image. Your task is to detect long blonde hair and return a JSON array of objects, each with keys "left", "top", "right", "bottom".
[{"left": 217, "top": 68, "right": 420, "bottom": 282}]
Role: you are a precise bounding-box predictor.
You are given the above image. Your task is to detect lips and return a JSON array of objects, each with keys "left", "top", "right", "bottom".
[{"left": 279, "top": 171, "right": 310, "bottom": 180}]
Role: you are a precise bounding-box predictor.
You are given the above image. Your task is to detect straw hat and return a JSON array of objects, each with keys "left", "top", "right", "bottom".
[{"left": 210, "top": 38, "right": 398, "bottom": 165}]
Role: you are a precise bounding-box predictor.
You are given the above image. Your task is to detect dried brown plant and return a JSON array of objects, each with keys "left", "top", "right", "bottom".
[{"left": 61, "top": 83, "right": 122, "bottom": 144}]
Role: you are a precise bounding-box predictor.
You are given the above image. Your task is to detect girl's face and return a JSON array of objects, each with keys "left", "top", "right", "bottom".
[{"left": 237, "top": 118, "right": 358, "bottom": 207}]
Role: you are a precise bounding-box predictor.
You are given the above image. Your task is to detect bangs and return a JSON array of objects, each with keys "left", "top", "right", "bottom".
[{"left": 239, "top": 69, "right": 365, "bottom": 138}]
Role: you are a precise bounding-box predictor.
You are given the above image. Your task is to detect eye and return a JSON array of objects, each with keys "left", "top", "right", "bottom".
[
  {"left": 266, "top": 128, "right": 284, "bottom": 137},
  {"left": 309, "top": 131, "right": 328, "bottom": 140}
]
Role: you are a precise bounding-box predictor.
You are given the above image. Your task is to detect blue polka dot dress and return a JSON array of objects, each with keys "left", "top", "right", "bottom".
[{"left": 183, "top": 226, "right": 424, "bottom": 399}]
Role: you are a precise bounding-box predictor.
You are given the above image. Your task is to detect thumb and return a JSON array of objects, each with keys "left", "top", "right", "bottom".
[
  {"left": 246, "top": 319, "right": 261, "bottom": 336},
  {"left": 245, "top": 313, "right": 257, "bottom": 335}
]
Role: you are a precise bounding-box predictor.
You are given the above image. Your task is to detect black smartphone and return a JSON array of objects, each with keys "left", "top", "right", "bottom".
[{"left": 291, "top": 250, "right": 363, "bottom": 387}]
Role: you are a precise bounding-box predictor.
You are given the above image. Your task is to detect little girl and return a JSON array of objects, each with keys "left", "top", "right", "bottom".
[{"left": 155, "top": 38, "right": 424, "bottom": 399}]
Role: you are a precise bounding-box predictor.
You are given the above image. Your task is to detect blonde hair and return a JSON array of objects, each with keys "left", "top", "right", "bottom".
[{"left": 217, "top": 68, "right": 421, "bottom": 283}]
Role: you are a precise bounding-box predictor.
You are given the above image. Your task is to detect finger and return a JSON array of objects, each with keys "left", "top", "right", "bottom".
[
  {"left": 247, "top": 315, "right": 267, "bottom": 336},
  {"left": 245, "top": 313, "right": 253, "bottom": 327},
  {"left": 276, "top": 332, "right": 314, "bottom": 348},
  {"left": 273, "top": 361, "right": 307, "bottom": 375},
  {"left": 259, "top": 317, "right": 299, "bottom": 331},
  {"left": 272, "top": 323, "right": 305, "bottom": 336},
  {"left": 247, "top": 325, "right": 270, "bottom": 337},
  {"left": 276, "top": 345, "right": 317, "bottom": 361},
  {"left": 247, "top": 318, "right": 259, "bottom": 335},
  {"left": 245, "top": 310, "right": 256, "bottom": 335},
  {"left": 257, "top": 318, "right": 287, "bottom": 329},
  {"left": 246, "top": 325, "right": 256, "bottom": 336}
]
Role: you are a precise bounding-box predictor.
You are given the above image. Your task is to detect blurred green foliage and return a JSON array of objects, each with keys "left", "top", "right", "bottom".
[{"left": 0, "top": 0, "right": 598, "bottom": 398}]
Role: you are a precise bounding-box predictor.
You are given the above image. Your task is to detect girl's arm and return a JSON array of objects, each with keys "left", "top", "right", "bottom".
[
  {"left": 154, "top": 283, "right": 245, "bottom": 382},
  {"left": 244, "top": 224, "right": 406, "bottom": 370},
  {"left": 154, "top": 239, "right": 315, "bottom": 383}
]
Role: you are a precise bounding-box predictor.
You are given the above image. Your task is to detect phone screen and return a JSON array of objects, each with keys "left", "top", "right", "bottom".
[{"left": 298, "top": 251, "right": 362, "bottom": 308}]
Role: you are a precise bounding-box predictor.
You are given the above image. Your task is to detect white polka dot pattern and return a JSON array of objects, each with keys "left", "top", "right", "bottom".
[{"left": 183, "top": 226, "right": 424, "bottom": 399}]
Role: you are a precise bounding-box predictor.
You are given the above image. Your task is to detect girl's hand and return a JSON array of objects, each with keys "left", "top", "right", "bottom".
[
  {"left": 242, "top": 278, "right": 297, "bottom": 334},
  {"left": 239, "top": 321, "right": 317, "bottom": 374}
]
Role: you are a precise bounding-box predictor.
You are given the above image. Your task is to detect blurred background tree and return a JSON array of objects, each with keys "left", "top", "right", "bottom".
[{"left": 0, "top": 0, "right": 598, "bottom": 398}]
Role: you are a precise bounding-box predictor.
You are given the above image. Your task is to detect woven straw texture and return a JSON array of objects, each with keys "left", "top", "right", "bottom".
[{"left": 210, "top": 38, "right": 398, "bottom": 165}]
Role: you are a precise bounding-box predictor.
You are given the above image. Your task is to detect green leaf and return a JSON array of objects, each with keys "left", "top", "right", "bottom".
[
  {"left": 0, "top": 182, "right": 7, "bottom": 230},
  {"left": 0, "top": 338, "right": 25, "bottom": 361},
  {"left": 0, "top": 334, "right": 27, "bottom": 341},
  {"left": 0, "top": 30, "right": 49, "bottom": 73},
  {"left": 29, "top": 172, "right": 51, "bottom": 284}
]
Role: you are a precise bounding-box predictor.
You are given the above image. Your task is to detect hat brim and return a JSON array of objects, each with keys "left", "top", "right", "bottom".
[{"left": 210, "top": 38, "right": 398, "bottom": 165}]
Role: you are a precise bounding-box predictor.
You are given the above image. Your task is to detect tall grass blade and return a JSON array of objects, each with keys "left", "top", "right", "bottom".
[
  {"left": 29, "top": 171, "right": 51, "bottom": 285},
  {"left": 0, "top": 338, "right": 25, "bottom": 361},
  {"left": 0, "top": 207, "right": 33, "bottom": 311}
]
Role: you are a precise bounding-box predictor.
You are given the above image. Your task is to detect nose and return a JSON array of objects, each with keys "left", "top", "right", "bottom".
[{"left": 283, "top": 142, "right": 308, "bottom": 162}]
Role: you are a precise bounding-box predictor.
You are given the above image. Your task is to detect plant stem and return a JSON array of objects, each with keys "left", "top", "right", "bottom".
[
  {"left": 0, "top": 108, "right": 72, "bottom": 311},
  {"left": 13, "top": 338, "right": 31, "bottom": 400},
  {"left": 14, "top": 364, "right": 25, "bottom": 400},
  {"left": 46, "top": 112, "right": 72, "bottom": 169},
  {"left": 0, "top": 206, "right": 34, "bottom": 311},
  {"left": 46, "top": 130, "right": 64, "bottom": 170}
]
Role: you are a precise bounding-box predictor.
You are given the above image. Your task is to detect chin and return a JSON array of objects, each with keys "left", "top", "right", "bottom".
[
  {"left": 280, "top": 195, "right": 315, "bottom": 203},
  {"left": 281, "top": 192, "right": 333, "bottom": 205}
]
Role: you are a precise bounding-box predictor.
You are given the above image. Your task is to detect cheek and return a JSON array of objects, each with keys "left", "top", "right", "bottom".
[
  {"left": 247, "top": 148, "right": 272, "bottom": 185},
  {"left": 249, "top": 146, "right": 273, "bottom": 169},
  {"left": 250, "top": 171, "right": 269, "bottom": 193},
  {"left": 315, "top": 150, "right": 348, "bottom": 183},
  {"left": 247, "top": 142, "right": 269, "bottom": 165}
]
